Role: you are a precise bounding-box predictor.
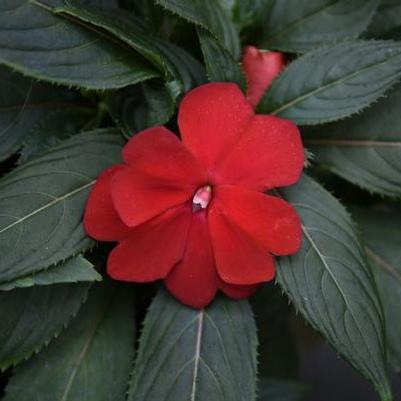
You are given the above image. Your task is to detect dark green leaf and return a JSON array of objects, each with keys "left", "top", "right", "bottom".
[
  {"left": 107, "top": 80, "right": 175, "bottom": 136},
  {"left": 304, "top": 84, "right": 401, "bottom": 198},
  {"left": 0, "top": 130, "right": 123, "bottom": 284},
  {"left": 353, "top": 207, "right": 401, "bottom": 373},
  {"left": 0, "top": 66, "right": 89, "bottom": 162},
  {"left": 58, "top": 1, "right": 206, "bottom": 92},
  {"left": 258, "top": 41, "right": 401, "bottom": 125},
  {"left": 198, "top": 28, "right": 246, "bottom": 89},
  {"left": 154, "top": 0, "right": 240, "bottom": 58},
  {"left": 141, "top": 80, "right": 176, "bottom": 127},
  {"left": 276, "top": 175, "right": 392, "bottom": 401},
  {"left": 258, "top": 378, "right": 310, "bottom": 401},
  {"left": 0, "top": 282, "right": 90, "bottom": 370},
  {"left": 19, "top": 107, "right": 97, "bottom": 163},
  {"left": 262, "top": 0, "right": 378, "bottom": 53},
  {"left": 0, "top": 255, "right": 101, "bottom": 291},
  {"left": 0, "top": 0, "right": 157, "bottom": 89},
  {"left": 367, "top": 0, "right": 401, "bottom": 38},
  {"left": 128, "top": 288, "right": 257, "bottom": 401},
  {"left": 4, "top": 282, "right": 135, "bottom": 401},
  {"left": 218, "top": 0, "right": 271, "bottom": 30}
]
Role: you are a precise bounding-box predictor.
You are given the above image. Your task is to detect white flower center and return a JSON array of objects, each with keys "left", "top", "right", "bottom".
[{"left": 192, "top": 185, "right": 212, "bottom": 212}]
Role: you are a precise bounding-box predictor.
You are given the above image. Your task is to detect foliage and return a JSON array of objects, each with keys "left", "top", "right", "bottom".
[{"left": 1, "top": 1, "right": 401, "bottom": 400}]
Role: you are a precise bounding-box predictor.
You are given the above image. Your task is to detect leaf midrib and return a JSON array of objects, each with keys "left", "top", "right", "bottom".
[
  {"left": 268, "top": 49, "right": 401, "bottom": 116},
  {"left": 0, "top": 180, "right": 94, "bottom": 234},
  {"left": 302, "top": 224, "right": 353, "bottom": 311},
  {"left": 301, "top": 222, "right": 383, "bottom": 377},
  {"left": 190, "top": 310, "right": 204, "bottom": 401}
]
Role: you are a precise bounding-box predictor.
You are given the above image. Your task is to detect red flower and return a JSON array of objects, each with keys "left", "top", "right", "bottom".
[
  {"left": 243, "top": 46, "right": 286, "bottom": 107},
  {"left": 84, "top": 83, "right": 304, "bottom": 308}
]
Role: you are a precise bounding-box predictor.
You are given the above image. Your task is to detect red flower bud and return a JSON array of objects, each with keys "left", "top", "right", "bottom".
[{"left": 242, "top": 46, "right": 286, "bottom": 107}]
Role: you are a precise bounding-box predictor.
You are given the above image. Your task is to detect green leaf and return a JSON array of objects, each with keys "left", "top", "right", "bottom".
[
  {"left": 198, "top": 28, "right": 246, "bottom": 89},
  {"left": 0, "top": 282, "right": 90, "bottom": 370},
  {"left": 258, "top": 40, "right": 401, "bottom": 125},
  {"left": 0, "top": 0, "right": 157, "bottom": 89},
  {"left": 57, "top": 1, "right": 206, "bottom": 92},
  {"left": 128, "top": 288, "right": 257, "bottom": 401},
  {"left": 107, "top": 80, "right": 176, "bottom": 136},
  {"left": 258, "top": 378, "right": 310, "bottom": 401},
  {"left": 154, "top": 0, "right": 240, "bottom": 58},
  {"left": 19, "top": 107, "right": 97, "bottom": 163},
  {"left": 0, "top": 255, "right": 101, "bottom": 291},
  {"left": 276, "top": 175, "right": 392, "bottom": 401},
  {"left": 218, "top": 0, "right": 271, "bottom": 30},
  {"left": 367, "top": 0, "right": 401, "bottom": 38},
  {"left": 4, "top": 282, "right": 135, "bottom": 401},
  {"left": 0, "top": 129, "right": 123, "bottom": 284},
  {"left": 261, "top": 0, "right": 378, "bottom": 53},
  {"left": 352, "top": 207, "right": 401, "bottom": 373},
  {"left": 304, "top": 84, "right": 401, "bottom": 198},
  {"left": 0, "top": 66, "right": 90, "bottom": 162}
]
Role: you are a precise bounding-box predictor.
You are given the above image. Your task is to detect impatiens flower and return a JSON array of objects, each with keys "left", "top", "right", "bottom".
[
  {"left": 243, "top": 46, "right": 286, "bottom": 108},
  {"left": 84, "top": 82, "right": 304, "bottom": 308}
]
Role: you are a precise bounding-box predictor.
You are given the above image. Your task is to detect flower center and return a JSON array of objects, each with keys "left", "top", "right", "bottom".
[{"left": 192, "top": 185, "right": 212, "bottom": 213}]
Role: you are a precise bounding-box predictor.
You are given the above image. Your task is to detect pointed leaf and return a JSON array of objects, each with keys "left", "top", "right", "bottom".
[
  {"left": 128, "top": 289, "right": 257, "bottom": 401},
  {"left": 262, "top": 0, "right": 378, "bottom": 53},
  {"left": 0, "top": 282, "right": 90, "bottom": 370},
  {"left": 305, "top": 84, "right": 401, "bottom": 198},
  {"left": 198, "top": 28, "right": 246, "bottom": 90},
  {"left": 276, "top": 175, "right": 392, "bottom": 401},
  {"left": 57, "top": 1, "right": 206, "bottom": 92},
  {"left": 0, "top": 255, "right": 101, "bottom": 291},
  {"left": 4, "top": 282, "right": 135, "bottom": 401},
  {"left": 0, "top": 0, "right": 157, "bottom": 89},
  {"left": 258, "top": 41, "right": 401, "bottom": 125},
  {"left": 154, "top": 0, "right": 240, "bottom": 58},
  {"left": 353, "top": 207, "right": 401, "bottom": 373},
  {"left": 0, "top": 130, "right": 123, "bottom": 284}
]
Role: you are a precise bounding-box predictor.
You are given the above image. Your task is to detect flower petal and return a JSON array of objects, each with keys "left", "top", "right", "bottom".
[
  {"left": 178, "top": 82, "right": 254, "bottom": 171},
  {"left": 83, "top": 165, "right": 133, "bottom": 241},
  {"left": 107, "top": 206, "right": 191, "bottom": 282},
  {"left": 219, "top": 280, "right": 259, "bottom": 299},
  {"left": 112, "top": 127, "right": 206, "bottom": 227},
  {"left": 243, "top": 46, "right": 286, "bottom": 107},
  {"left": 111, "top": 165, "right": 194, "bottom": 227},
  {"left": 122, "top": 126, "right": 205, "bottom": 185},
  {"left": 209, "top": 207, "right": 276, "bottom": 285},
  {"left": 215, "top": 115, "right": 304, "bottom": 191},
  {"left": 165, "top": 212, "right": 218, "bottom": 309},
  {"left": 214, "top": 185, "right": 302, "bottom": 256}
]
